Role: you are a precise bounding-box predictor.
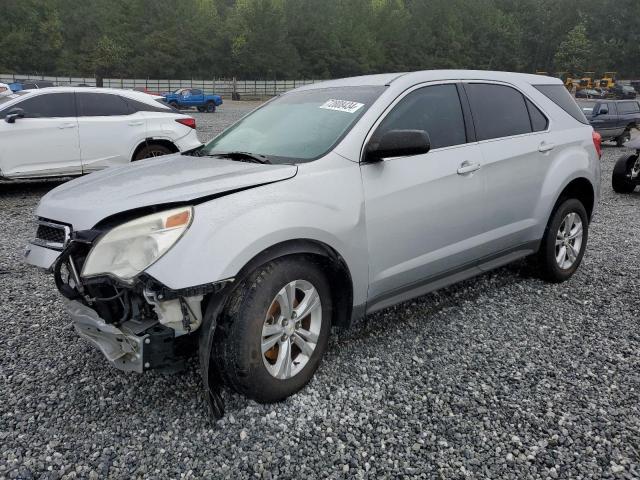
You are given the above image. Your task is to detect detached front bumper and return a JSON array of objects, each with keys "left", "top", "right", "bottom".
[{"left": 65, "top": 298, "right": 191, "bottom": 373}]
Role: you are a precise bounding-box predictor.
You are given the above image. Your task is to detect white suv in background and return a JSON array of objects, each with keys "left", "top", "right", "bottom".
[{"left": 0, "top": 87, "right": 202, "bottom": 179}]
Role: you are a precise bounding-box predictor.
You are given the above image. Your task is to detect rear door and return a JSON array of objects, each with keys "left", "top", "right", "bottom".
[
  {"left": 0, "top": 92, "right": 81, "bottom": 178},
  {"left": 76, "top": 92, "right": 147, "bottom": 172},
  {"left": 463, "top": 82, "right": 551, "bottom": 255},
  {"left": 617, "top": 101, "right": 640, "bottom": 130},
  {"left": 362, "top": 82, "right": 487, "bottom": 304}
]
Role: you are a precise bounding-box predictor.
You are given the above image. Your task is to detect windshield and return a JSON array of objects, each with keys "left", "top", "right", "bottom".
[
  {"left": 201, "top": 85, "right": 386, "bottom": 163},
  {"left": 0, "top": 91, "right": 29, "bottom": 109},
  {"left": 579, "top": 101, "right": 597, "bottom": 114}
]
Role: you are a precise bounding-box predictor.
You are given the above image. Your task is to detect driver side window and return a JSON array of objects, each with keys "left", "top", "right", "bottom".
[{"left": 373, "top": 84, "right": 467, "bottom": 150}]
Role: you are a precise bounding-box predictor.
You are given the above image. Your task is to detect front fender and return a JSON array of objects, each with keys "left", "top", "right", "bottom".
[{"left": 145, "top": 154, "right": 369, "bottom": 305}]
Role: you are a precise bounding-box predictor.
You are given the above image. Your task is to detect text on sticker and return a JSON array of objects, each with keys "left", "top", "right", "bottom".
[{"left": 320, "top": 99, "right": 364, "bottom": 114}]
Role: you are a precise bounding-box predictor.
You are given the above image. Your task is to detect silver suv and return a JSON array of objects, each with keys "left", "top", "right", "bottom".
[{"left": 25, "top": 70, "right": 601, "bottom": 416}]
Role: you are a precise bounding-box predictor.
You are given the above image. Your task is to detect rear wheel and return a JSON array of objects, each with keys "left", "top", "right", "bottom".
[
  {"left": 133, "top": 143, "right": 173, "bottom": 160},
  {"left": 212, "top": 257, "right": 331, "bottom": 403},
  {"left": 206, "top": 101, "right": 216, "bottom": 113},
  {"left": 536, "top": 198, "right": 588, "bottom": 283},
  {"left": 169, "top": 101, "right": 179, "bottom": 110},
  {"left": 612, "top": 154, "right": 639, "bottom": 193}
]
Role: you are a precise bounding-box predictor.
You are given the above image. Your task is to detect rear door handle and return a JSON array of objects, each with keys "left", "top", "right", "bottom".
[
  {"left": 457, "top": 161, "right": 481, "bottom": 175},
  {"left": 58, "top": 122, "right": 76, "bottom": 129},
  {"left": 128, "top": 121, "right": 144, "bottom": 126},
  {"left": 538, "top": 141, "right": 555, "bottom": 153}
]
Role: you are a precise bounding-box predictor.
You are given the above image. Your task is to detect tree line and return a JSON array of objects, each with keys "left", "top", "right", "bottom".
[{"left": 2, "top": 0, "right": 639, "bottom": 80}]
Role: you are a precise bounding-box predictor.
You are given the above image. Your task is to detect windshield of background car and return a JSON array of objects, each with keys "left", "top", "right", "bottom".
[
  {"left": 0, "top": 91, "right": 29, "bottom": 109},
  {"left": 579, "top": 101, "right": 597, "bottom": 115},
  {"left": 202, "top": 85, "right": 386, "bottom": 163}
]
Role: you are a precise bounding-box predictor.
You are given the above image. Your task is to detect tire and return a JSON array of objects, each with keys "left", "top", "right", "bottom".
[
  {"left": 536, "top": 198, "right": 589, "bottom": 283},
  {"left": 133, "top": 143, "right": 173, "bottom": 161},
  {"left": 612, "top": 154, "right": 638, "bottom": 193},
  {"left": 206, "top": 101, "right": 216, "bottom": 113},
  {"left": 615, "top": 130, "right": 631, "bottom": 147},
  {"left": 169, "top": 101, "right": 179, "bottom": 110},
  {"left": 212, "top": 256, "right": 332, "bottom": 403}
]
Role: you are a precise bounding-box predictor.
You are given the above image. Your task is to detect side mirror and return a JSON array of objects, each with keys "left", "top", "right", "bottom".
[
  {"left": 365, "top": 129, "right": 431, "bottom": 163},
  {"left": 598, "top": 107, "right": 608, "bottom": 115},
  {"left": 5, "top": 108, "right": 25, "bottom": 124}
]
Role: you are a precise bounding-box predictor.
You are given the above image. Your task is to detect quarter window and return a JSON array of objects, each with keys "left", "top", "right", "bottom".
[
  {"left": 465, "top": 83, "right": 532, "bottom": 141},
  {"left": 12, "top": 93, "right": 76, "bottom": 118},
  {"left": 525, "top": 99, "right": 548, "bottom": 132},
  {"left": 373, "top": 84, "right": 467, "bottom": 149},
  {"left": 77, "top": 93, "right": 132, "bottom": 116}
]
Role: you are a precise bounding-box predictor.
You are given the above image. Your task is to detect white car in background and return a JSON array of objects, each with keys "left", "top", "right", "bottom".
[
  {"left": 0, "top": 87, "right": 202, "bottom": 179},
  {"left": 0, "top": 83, "right": 12, "bottom": 97}
]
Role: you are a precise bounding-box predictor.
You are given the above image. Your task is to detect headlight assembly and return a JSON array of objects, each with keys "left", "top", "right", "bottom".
[{"left": 81, "top": 207, "right": 193, "bottom": 282}]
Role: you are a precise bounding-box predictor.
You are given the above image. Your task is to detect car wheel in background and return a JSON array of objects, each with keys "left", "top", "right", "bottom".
[
  {"left": 536, "top": 198, "right": 589, "bottom": 283},
  {"left": 169, "top": 101, "right": 179, "bottom": 110},
  {"left": 616, "top": 130, "right": 631, "bottom": 147},
  {"left": 206, "top": 101, "right": 216, "bottom": 113},
  {"left": 211, "top": 256, "right": 331, "bottom": 403},
  {"left": 612, "top": 154, "right": 639, "bottom": 193},
  {"left": 133, "top": 143, "right": 173, "bottom": 161}
]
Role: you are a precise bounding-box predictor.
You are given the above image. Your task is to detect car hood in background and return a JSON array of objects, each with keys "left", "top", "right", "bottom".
[{"left": 37, "top": 154, "right": 298, "bottom": 230}]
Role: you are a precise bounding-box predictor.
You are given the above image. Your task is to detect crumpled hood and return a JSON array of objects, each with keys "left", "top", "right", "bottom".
[{"left": 37, "top": 154, "right": 297, "bottom": 230}]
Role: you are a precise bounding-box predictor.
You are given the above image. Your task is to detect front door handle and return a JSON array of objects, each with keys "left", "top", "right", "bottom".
[
  {"left": 128, "top": 121, "right": 145, "bottom": 126},
  {"left": 538, "top": 141, "right": 556, "bottom": 153},
  {"left": 457, "top": 161, "right": 481, "bottom": 175}
]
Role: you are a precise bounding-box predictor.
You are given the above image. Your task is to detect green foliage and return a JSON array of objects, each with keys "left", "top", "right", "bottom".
[{"left": 1, "top": 0, "right": 639, "bottom": 78}]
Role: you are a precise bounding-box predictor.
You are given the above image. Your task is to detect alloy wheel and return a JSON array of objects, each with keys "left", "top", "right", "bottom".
[
  {"left": 555, "top": 212, "right": 583, "bottom": 269},
  {"left": 261, "top": 279, "right": 322, "bottom": 379}
]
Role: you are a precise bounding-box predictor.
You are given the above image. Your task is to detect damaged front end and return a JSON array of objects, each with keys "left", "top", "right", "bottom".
[
  {"left": 32, "top": 213, "right": 229, "bottom": 418},
  {"left": 54, "top": 236, "right": 229, "bottom": 373}
]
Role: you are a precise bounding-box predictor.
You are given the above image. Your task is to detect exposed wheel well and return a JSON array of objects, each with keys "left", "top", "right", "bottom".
[
  {"left": 131, "top": 139, "right": 179, "bottom": 161},
  {"left": 556, "top": 178, "right": 595, "bottom": 221},
  {"left": 233, "top": 239, "right": 354, "bottom": 329}
]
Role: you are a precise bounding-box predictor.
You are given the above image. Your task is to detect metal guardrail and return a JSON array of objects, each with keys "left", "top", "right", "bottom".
[{"left": 0, "top": 74, "right": 321, "bottom": 98}]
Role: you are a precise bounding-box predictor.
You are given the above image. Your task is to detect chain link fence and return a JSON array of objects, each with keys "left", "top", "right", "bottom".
[{"left": 0, "top": 73, "right": 322, "bottom": 99}]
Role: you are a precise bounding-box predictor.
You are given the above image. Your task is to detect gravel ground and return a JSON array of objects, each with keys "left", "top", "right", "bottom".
[{"left": 1, "top": 104, "right": 639, "bottom": 479}]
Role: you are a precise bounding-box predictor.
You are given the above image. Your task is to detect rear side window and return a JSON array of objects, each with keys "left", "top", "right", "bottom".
[
  {"left": 465, "top": 83, "right": 532, "bottom": 140},
  {"left": 77, "top": 92, "right": 132, "bottom": 116},
  {"left": 13, "top": 93, "right": 75, "bottom": 118},
  {"left": 374, "top": 84, "right": 467, "bottom": 149},
  {"left": 124, "top": 97, "right": 173, "bottom": 113},
  {"left": 617, "top": 101, "right": 640, "bottom": 114},
  {"left": 534, "top": 85, "right": 589, "bottom": 124},
  {"left": 525, "top": 99, "right": 548, "bottom": 132}
]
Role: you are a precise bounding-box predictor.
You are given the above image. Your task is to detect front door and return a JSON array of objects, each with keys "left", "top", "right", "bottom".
[
  {"left": 361, "top": 83, "right": 487, "bottom": 305},
  {"left": 0, "top": 92, "right": 81, "bottom": 178}
]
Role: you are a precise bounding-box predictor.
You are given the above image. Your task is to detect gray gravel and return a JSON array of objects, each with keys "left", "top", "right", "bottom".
[{"left": 1, "top": 104, "right": 639, "bottom": 479}]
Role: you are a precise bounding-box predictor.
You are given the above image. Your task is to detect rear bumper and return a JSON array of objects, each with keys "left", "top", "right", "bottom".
[{"left": 174, "top": 130, "right": 202, "bottom": 152}]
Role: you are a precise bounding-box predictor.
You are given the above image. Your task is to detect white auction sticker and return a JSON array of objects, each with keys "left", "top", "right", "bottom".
[{"left": 319, "top": 99, "right": 364, "bottom": 114}]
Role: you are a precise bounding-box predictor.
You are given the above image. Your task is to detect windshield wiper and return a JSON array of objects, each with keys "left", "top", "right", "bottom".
[{"left": 207, "top": 151, "right": 271, "bottom": 164}]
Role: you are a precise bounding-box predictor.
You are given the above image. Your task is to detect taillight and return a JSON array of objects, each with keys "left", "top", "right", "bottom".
[
  {"left": 592, "top": 130, "right": 602, "bottom": 158},
  {"left": 175, "top": 117, "right": 196, "bottom": 129}
]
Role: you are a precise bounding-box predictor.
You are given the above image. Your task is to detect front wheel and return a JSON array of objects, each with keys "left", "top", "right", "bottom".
[
  {"left": 612, "top": 154, "right": 639, "bottom": 193},
  {"left": 536, "top": 198, "right": 589, "bottom": 283},
  {"left": 205, "top": 101, "right": 216, "bottom": 113},
  {"left": 616, "top": 130, "right": 631, "bottom": 147},
  {"left": 212, "top": 257, "right": 331, "bottom": 403}
]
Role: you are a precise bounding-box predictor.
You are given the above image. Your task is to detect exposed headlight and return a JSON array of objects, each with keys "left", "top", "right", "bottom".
[{"left": 81, "top": 207, "right": 193, "bottom": 282}]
